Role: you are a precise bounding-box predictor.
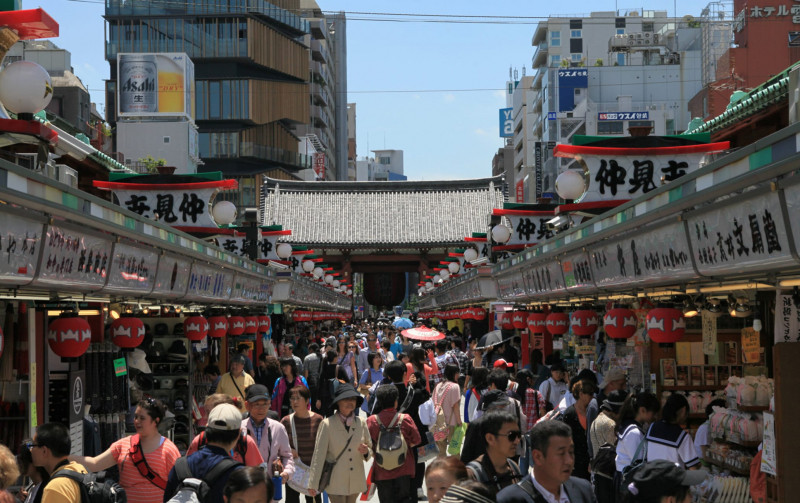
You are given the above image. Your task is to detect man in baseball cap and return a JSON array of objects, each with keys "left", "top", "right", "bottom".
[
  {"left": 493, "top": 358, "right": 514, "bottom": 370},
  {"left": 164, "top": 404, "right": 243, "bottom": 502}
]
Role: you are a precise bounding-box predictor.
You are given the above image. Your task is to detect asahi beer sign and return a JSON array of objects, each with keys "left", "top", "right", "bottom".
[{"left": 118, "top": 53, "right": 195, "bottom": 120}]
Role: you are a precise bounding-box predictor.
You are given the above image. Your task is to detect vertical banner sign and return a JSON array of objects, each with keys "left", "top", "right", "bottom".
[
  {"left": 313, "top": 153, "right": 326, "bottom": 180},
  {"left": 761, "top": 412, "right": 777, "bottom": 476},
  {"left": 515, "top": 179, "right": 524, "bottom": 203},
  {"left": 774, "top": 292, "right": 800, "bottom": 343},
  {"left": 69, "top": 370, "right": 85, "bottom": 456},
  {"left": 741, "top": 327, "right": 760, "bottom": 363},
  {"left": 534, "top": 142, "right": 543, "bottom": 200},
  {"left": 701, "top": 311, "right": 717, "bottom": 355},
  {"left": 499, "top": 108, "right": 513, "bottom": 137}
]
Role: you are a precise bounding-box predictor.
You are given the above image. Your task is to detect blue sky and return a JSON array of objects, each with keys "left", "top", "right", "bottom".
[{"left": 41, "top": 0, "right": 703, "bottom": 180}]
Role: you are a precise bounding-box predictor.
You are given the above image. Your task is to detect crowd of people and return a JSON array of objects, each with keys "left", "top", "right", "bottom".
[{"left": 0, "top": 318, "right": 709, "bottom": 503}]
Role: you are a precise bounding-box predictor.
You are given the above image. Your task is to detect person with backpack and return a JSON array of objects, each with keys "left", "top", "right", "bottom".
[
  {"left": 187, "top": 394, "right": 265, "bottom": 467},
  {"left": 537, "top": 361, "right": 569, "bottom": 412},
  {"left": 29, "top": 423, "right": 88, "bottom": 503},
  {"left": 163, "top": 404, "right": 244, "bottom": 503},
  {"left": 588, "top": 390, "right": 627, "bottom": 503},
  {"left": 614, "top": 392, "right": 660, "bottom": 500},
  {"left": 431, "top": 364, "right": 463, "bottom": 455},
  {"left": 271, "top": 358, "right": 309, "bottom": 420},
  {"left": 464, "top": 411, "right": 524, "bottom": 499},
  {"left": 496, "top": 421, "right": 595, "bottom": 503},
  {"left": 71, "top": 397, "right": 180, "bottom": 503},
  {"left": 366, "top": 385, "right": 421, "bottom": 503}
]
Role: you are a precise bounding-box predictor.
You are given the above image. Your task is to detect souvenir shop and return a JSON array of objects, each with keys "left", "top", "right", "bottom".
[
  {"left": 421, "top": 122, "right": 800, "bottom": 502},
  {"left": 0, "top": 158, "right": 348, "bottom": 458}
]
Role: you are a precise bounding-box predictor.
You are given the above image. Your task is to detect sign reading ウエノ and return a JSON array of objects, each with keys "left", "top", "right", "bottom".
[{"left": 117, "top": 53, "right": 195, "bottom": 120}]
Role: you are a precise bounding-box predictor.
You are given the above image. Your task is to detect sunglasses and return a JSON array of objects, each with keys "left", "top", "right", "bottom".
[
  {"left": 24, "top": 441, "right": 43, "bottom": 450},
  {"left": 494, "top": 430, "right": 523, "bottom": 442}
]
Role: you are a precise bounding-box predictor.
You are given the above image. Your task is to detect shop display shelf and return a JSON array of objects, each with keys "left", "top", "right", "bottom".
[
  {"left": 713, "top": 437, "right": 761, "bottom": 449},
  {"left": 702, "top": 455, "right": 751, "bottom": 476},
  {"left": 737, "top": 404, "right": 769, "bottom": 412}
]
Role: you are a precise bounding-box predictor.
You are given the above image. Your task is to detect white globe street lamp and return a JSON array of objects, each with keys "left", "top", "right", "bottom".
[
  {"left": 324, "top": 274, "right": 334, "bottom": 284},
  {"left": 313, "top": 267, "right": 324, "bottom": 279},
  {"left": 302, "top": 260, "right": 315, "bottom": 273},
  {"left": 211, "top": 201, "right": 237, "bottom": 226},
  {"left": 0, "top": 61, "right": 53, "bottom": 116},
  {"left": 448, "top": 262, "right": 460, "bottom": 274},
  {"left": 555, "top": 169, "right": 586, "bottom": 200},
  {"left": 276, "top": 243, "right": 293, "bottom": 259},
  {"left": 440, "top": 270, "right": 450, "bottom": 280},
  {"left": 463, "top": 248, "right": 479, "bottom": 262},
  {"left": 491, "top": 224, "right": 511, "bottom": 244}
]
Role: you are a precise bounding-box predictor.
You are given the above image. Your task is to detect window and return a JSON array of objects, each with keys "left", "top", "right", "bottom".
[
  {"left": 629, "top": 121, "right": 654, "bottom": 129},
  {"left": 570, "top": 38, "right": 583, "bottom": 53},
  {"left": 616, "top": 28, "right": 625, "bottom": 35},
  {"left": 550, "top": 55, "right": 562, "bottom": 66},
  {"left": 597, "top": 121, "right": 624, "bottom": 135},
  {"left": 163, "top": 136, "right": 170, "bottom": 143},
  {"left": 379, "top": 156, "right": 391, "bottom": 165},
  {"left": 571, "top": 53, "right": 582, "bottom": 62},
  {"left": 615, "top": 17, "right": 626, "bottom": 28},
  {"left": 617, "top": 53, "right": 626, "bottom": 66},
  {"left": 569, "top": 19, "right": 582, "bottom": 29},
  {"left": 642, "top": 22, "right": 654, "bottom": 32},
  {"left": 570, "top": 29, "right": 582, "bottom": 38},
  {"left": 550, "top": 31, "right": 561, "bottom": 47}
]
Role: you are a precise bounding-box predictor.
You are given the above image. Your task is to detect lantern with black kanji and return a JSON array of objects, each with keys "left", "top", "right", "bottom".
[
  {"left": 228, "top": 316, "right": 245, "bottom": 336},
  {"left": 646, "top": 306, "right": 685, "bottom": 344},
  {"left": 512, "top": 311, "right": 527, "bottom": 330},
  {"left": 48, "top": 313, "right": 92, "bottom": 360},
  {"left": 527, "top": 312, "right": 548, "bottom": 335},
  {"left": 604, "top": 307, "right": 637, "bottom": 340},
  {"left": 546, "top": 312, "right": 569, "bottom": 336},
  {"left": 110, "top": 316, "right": 145, "bottom": 349},
  {"left": 184, "top": 315, "right": 209, "bottom": 342},
  {"left": 258, "top": 315, "right": 271, "bottom": 333},
  {"left": 571, "top": 309, "right": 600, "bottom": 337},
  {"left": 244, "top": 316, "right": 259, "bottom": 335},
  {"left": 208, "top": 316, "right": 229, "bottom": 338}
]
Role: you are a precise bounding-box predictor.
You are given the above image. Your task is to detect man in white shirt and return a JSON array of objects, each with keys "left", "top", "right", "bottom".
[
  {"left": 538, "top": 362, "right": 569, "bottom": 411},
  {"left": 497, "top": 421, "right": 596, "bottom": 503}
]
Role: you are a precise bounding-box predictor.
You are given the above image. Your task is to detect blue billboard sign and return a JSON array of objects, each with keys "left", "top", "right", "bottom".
[
  {"left": 557, "top": 68, "right": 588, "bottom": 112},
  {"left": 598, "top": 111, "right": 650, "bottom": 120},
  {"left": 499, "top": 108, "right": 514, "bottom": 137},
  {"left": 547, "top": 112, "right": 557, "bottom": 120}
]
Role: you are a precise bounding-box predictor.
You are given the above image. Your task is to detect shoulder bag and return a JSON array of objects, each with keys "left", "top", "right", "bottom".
[
  {"left": 620, "top": 429, "right": 649, "bottom": 496},
  {"left": 430, "top": 382, "right": 452, "bottom": 442},
  {"left": 287, "top": 414, "right": 313, "bottom": 496},
  {"left": 318, "top": 426, "right": 354, "bottom": 493},
  {"left": 128, "top": 434, "right": 168, "bottom": 490}
]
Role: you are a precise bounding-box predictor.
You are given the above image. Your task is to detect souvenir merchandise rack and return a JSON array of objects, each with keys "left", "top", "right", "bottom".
[{"left": 0, "top": 300, "right": 30, "bottom": 452}]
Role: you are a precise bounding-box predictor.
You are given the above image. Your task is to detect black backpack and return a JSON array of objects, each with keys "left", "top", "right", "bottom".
[
  {"left": 165, "top": 457, "right": 241, "bottom": 503},
  {"left": 590, "top": 442, "right": 618, "bottom": 480},
  {"left": 45, "top": 470, "right": 126, "bottom": 503}
]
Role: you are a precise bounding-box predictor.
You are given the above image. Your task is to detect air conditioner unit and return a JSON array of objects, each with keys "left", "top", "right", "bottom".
[
  {"left": 15, "top": 152, "right": 37, "bottom": 170},
  {"left": 57, "top": 165, "right": 78, "bottom": 188},
  {"left": 42, "top": 164, "right": 58, "bottom": 181}
]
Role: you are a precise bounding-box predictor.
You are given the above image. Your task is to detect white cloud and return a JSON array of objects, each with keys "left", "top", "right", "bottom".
[
  {"left": 443, "top": 93, "right": 456, "bottom": 103},
  {"left": 493, "top": 90, "right": 506, "bottom": 99},
  {"left": 474, "top": 128, "right": 488, "bottom": 136}
]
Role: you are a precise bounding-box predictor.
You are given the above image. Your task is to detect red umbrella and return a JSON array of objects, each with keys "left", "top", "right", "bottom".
[{"left": 401, "top": 326, "right": 445, "bottom": 341}]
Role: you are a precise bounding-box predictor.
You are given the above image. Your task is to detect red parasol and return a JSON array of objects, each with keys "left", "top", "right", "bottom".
[{"left": 401, "top": 326, "right": 445, "bottom": 341}]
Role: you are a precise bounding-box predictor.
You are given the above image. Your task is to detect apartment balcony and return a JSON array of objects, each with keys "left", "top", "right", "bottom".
[
  {"left": 311, "top": 104, "right": 330, "bottom": 128},
  {"left": 532, "top": 41, "right": 548, "bottom": 68},
  {"left": 311, "top": 60, "right": 330, "bottom": 86},
  {"left": 311, "top": 82, "right": 328, "bottom": 106},
  {"left": 311, "top": 39, "right": 329, "bottom": 63},
  {"left": 309, "top": 19, "right": 327, "bottom": 39},
  {"left": 239, "top": 142, "right": 312, "bottom": 170}
]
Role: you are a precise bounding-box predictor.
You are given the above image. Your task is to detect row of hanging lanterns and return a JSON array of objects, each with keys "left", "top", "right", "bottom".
[
  {"left": 417, "top": 307, "right": 487, "bottom": 321},
  {"left": 291, "top": 310, "right": 352, "bottom": 323},
  {"left": 303, "top": 261, "right": 352, "bottom": 296},
  {"left": 493, "top": 304, "right": 686, "bottom": 343}
]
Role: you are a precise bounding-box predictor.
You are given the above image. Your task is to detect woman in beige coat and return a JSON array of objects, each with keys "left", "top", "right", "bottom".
[{"left": 307, "top": 383, "right": 372, "bottom": 503}]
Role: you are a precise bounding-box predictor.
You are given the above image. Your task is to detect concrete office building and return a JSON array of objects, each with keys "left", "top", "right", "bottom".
[
  {"left": 518, "top": 10, "right": 704, "bottom": 202},
  {"left": 347, "top": 103, "right": 357, "bottom": 180},
  {"left": 105, "top": 0, "right": 312, "bottom": 209},
  {"left": 355, "top": 149, "right": 406, "bottom": 181},
  {"left": 296, "top": 1, "right": 348, "bottom": 181}
]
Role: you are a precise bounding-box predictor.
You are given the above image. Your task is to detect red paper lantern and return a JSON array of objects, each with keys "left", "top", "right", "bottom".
[
  {"left": 527, "top": 312, "right": 548, "bottom": 335},
  {"left": 646, "top": 307, "right": 686, "bottom": 343},
  {"left": 545, "top": 312, "right": 569, "bottom": 335},
  {"left": 184, "top": 315, "right": 209, "bottom": 342},
  {"left": 244, "top": 316, "right": 259, "bottom": 335},
  {"left": 604, "top": 308, "right": 637, "bottom": 339},
  {"left": 48, "top": 314, "right": 91, "bottom": 359},
  {"left": 258, "top": 315, "right": 271, "bottom": 333},
  {"left": 511, "top": 311, "right": 527, "bottom": 330},
  {"left": 208, "top": 316, "right": 229, "bottom": 338},
  {"left": 228, "top": 316, "right": 246, "bottom": 336},
  {"left": 498, "top": 312, "right": 514, "bottom": 330},
  {"left": 110, "top": 317, "right": 145, "bottom": 349},
  {"left": 571, "top": 309, "right": 600, "bottom": 337},
  {"left": 474, "top": 308, "right": 487, "bottom": 321},
  {"left": 293, "top": 310, "right": 312, "bottom": 323}
]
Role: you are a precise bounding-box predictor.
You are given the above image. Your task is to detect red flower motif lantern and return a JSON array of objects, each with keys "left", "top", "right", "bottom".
[
  {"left": 258, "top": 315, "right": 271, "bottom": 333},
  {"left": 208, "top": 316, "right": 229, "bottom": 338},
  {"left": 244, "top": 316, "right": 259, "bottom": 335},
  {"left": 545, "top": 312, "right": 569, "bottom": 336},
  {"left": 499, "top": 312, "right": 515, "bottom": 330},
  {"left": 110, "top": 317, "right": 145, "bottom": 349},
  {"left": 571, "top": 309, "right": 600, "bottom": 337},
  {"left": 603, "top": 308, "right": 637, "bottom": 339},
  {"left": 228, "top": 316, "right": 246, "bottom": 336},
  {"left": 473, "top": 308, "right": 487, "bottom": 321},
  {"left": 646, "top": 307, "right": 686, "bottom": 344},
  {"left": 184, "top": 315, "right": 209, "bottom": 342},
  {"left": 527, "top": 312, "right": 548, "bottom": 335},
  {"left": 48, "top": 314, "right": 92, "bottom": 359},
  {"left": 512, "top": 311, "right": 527, "bottom": 330}
]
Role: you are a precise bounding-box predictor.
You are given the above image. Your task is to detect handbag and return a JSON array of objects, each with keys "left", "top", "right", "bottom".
[
  {"left": 620, "top": 431, "right": 648, "bottom": 495},
  {"left": 590, "top": 442, "right": 618, "bottom": 480},
  {"left": 318, "top": 427, "right": 354, "bottom": 493},
  {"left": 447, "top": 423, "right": 466, "bottom": 456},
  {"left": 415, "top": 432, "right": 440, "bottom": 463},
  {"left": 287, "top": 414, "right": 313, "bottom": 496},
  {"left": 419, "top": 397, "right": 437, "bottom": 426},
  {"left": 430, "top": 382, "right": 452, "bottom": 442}
]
